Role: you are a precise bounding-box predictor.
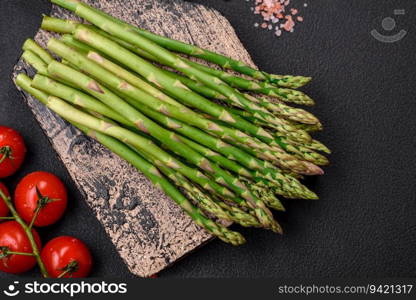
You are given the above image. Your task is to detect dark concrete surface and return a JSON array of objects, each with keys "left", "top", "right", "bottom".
[{"left": 0, "top": 0, "right": 415, "bottom": 278}]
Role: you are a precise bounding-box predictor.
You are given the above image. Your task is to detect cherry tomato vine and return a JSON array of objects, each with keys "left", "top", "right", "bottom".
[{"left": 0, "top": 127, "right": 92, "bottom": 279}]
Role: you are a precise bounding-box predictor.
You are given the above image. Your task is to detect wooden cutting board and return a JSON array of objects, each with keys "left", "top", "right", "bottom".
[{"left": 12, "top": 0, "right": 258, "bottom": 277}]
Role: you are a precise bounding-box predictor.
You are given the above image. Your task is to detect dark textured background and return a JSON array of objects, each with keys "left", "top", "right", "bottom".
[{"left": 0, "top": 0, "right": 415, "bottom": 278}]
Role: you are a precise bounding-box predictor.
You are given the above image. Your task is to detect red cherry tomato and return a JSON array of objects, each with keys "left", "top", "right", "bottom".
[
  {"left": 41, "top": 236, "right": 92, "bottom": 278},
  {"left": 0, "top": 221, "right": 41, "bottom": 274},
  {"left": 0, "top": 126, "right": 26, "bottom": 178},
  {"left": 14, "top": 172, "right": 67, "bottom": 227},
  {"left": 0, "top": 182, "right": 10, "bottom": 218}
]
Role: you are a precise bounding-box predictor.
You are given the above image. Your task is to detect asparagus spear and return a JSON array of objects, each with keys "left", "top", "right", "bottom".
[
  {"left": 31, "top": 74, "right": 133, "bottom": 128},
  {"left": 48, "top": 21, "right": 278, "bottom": 146},
  {"left": 78, "top": 47, "right": 313, "bottom": 148},
  {"left": 59, "top": 35, "right": 322, "bottom": 174},
  {"left": 41, "top": 17, "right": 321, "bottom": 158},
  {"left": 290, "top": 122, "right": 324, "bottom": 133},
  {"left": 67, "top": 42, "right": 319, "bottom": 169},
  {"left": 242, "top": 95, "right": 319, "bottom": 125},
  {"left": 16, "top": 73, "right": 246, "bottom": 245},
  {"left": 276, "top": 135, "right": 329, "bottom": 166},
  {"left": 239, "top": 177, "right": 285, "bottom": 211},
  {"left": 44, "top": 60, "right": 279, "bottom": 230},
  {"left": 21, "top": 71, "right": 261, "bottom": 230},
  {"left": 48, "top": 38, "right": 278, "bottom": 152},
  {"left": 147, "top": 157, "right": 233, "bottom": 223},
  {"left": 31, "top": 72, "right": 253, "bottom": 180},
  {"left": 113, "top": 95, "right": 318, "bottom": 197},
  {"left": 25, "top": 47, "right": 281, "bottom": 231},
  {"left": 48, "top": 88, "right": 239, "bottom": 201},
  {"left": 43, "top": 16, "right": 312, "bottom": 108},
  {"left": 68, "top": 18, "right": 311, "bottom": 145},
  {"left": 68, "top": 26, "right": 282, "bottom": 144},
  {"left": 305, "top": 139, "right": 331, "bottom": 154},
  {"left": 22, "top": 39, "right": 53, "bottom": 64},
  {"left": 26, "top": 52, "right": 313, "bottom": 198},
  {"left": 21, "top": 50, "right": 49, "bottom": 75},
  {"left": 56, "top": 25, "right": 231, "bottom": 103},
  {"left": 48, "top": 38, "right": 322, "bottom": 175},
  {"left": 59, "top": 34, "right": 183, "bottom": 108},
  {"left": 211, "top": 198, "right": 261, "bottom": 228},
  {"left": 49, "top": 1, "right": 309, "bottom": 88},
  {"left": 83, "top": 129, "right": 246, "bottom": 245},
  {"left": 105, "top": 37, "right": 313, "bottom": 106},
  {"left": 135, "top": 148, "right": 260, "bottom": 227}
]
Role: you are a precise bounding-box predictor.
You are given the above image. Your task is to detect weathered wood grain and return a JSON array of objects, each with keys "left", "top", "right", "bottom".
[{"left": 12, "top": 0, "right": 258, "bottom": 277}]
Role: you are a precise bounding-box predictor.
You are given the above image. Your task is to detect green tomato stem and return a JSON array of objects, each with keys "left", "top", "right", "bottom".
[{"left": 0, "top": 189, "right": 50, "bottom": 278}]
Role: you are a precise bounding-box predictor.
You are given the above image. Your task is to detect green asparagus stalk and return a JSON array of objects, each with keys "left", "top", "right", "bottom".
[
  {"left": 76, "top": 25, "right": 313, "bottom": 107},
  {"left": 75, "top": 47, "right": 320, "bottom": 172},
  {"left": 135, "top": 147, "right": 260, "bottom": 227},
  {"left": 276, "top": 135, "right": 329, "bottom": 166},
  {"left": 54, "top": 21, "right": 276, "bottom": 142},
  {"left": 289, "top": 121, "right": 323, "bottom": 133},
  {"left": 21, "top": 50, "right": 49, "bottom": 75},
  {"left": 148, "top": 157, "right": 233, "bottom": 222},
  {"left": 108, "top": 39, "right": 313, "bottom": 106},
  {"left": 16, "top": 73, "right": 246, "bottom": 244},
  {"left": 59, "top": 29, "right": 230, "bottom": 102},
  {"left": 242, "top": 94, "right": 319, "bottom": 124},
  {"left": 59, "top": 35, "right": 320, "bottom": 175},
  {"left": 43, "top": 17, "right": 312, "bottom": 107},
  {"left": 44, "top": 60, "right": 279, "bottom": 230},
  {"left": 48, "top": 1, "right": 309, "bottom": 88},
  {"left": 21, "top": 41, "right": 82, "bottom": 91},
  {"left": 69, "top": 26, "right": 285, "bottom": 145},
  {"left": 142, "top": 109, "right": 317, "bottom": 199},
  {"left": 15, "top": 74, "right": 50, "bottom": 103},
  {"left": 31, "top": 71, "right": 255, "bottom": 180},
  {"left": 240, "top": 177, "right": 285, "bottom": 211},
  {"left": 229, "top": 108, "right": 331, "bottom": 157},
  {"left": 136, "top": 106, "right": 316, "bottom": 198},
  {"left": 179, "top": 58, "right": 314, "bottom": 105},
  {"left": 25, "top": 46, "right": 313, "bottom": 198},
  {"left": 49, "top": 90, "right": 240, "bottom": 201},
  {"left": 112, "top": 92, "right": 319, "bottom": 197},
  {"left": 81, "top": 128, "right": 246, "bottom": 245},
  {"left": 212, "top": 199, "right": 261, "bottom": 228},
  {"left": 176, "top": 136, "right": 284, "bottom": 211},
  {"left": 59, "top": 34, "right": 184, "bottom": 108},
  {"left": 305, "top": 139, "right": 331, "bottom": 154},
  {"left": 22, "top": 39, "right": 53, "bottom": 64},
  {"left": 67, "top": 15, "right": 311, "bottom": 145},
  {"left": 48, "top": 38, "right": 279, "bottom": 154},
  {"left": 31, "top": 74, "right": 133, "bottom": 128}
]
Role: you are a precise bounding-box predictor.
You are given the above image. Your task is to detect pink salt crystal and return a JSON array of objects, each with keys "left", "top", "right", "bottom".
[
  {"left": 291, "top": 8, "right": 298, "bottom": 15},
  {"left": 282, "top": 15, "right": 295, "bottom": 32},
  {"left": 297, "top": 16, "right": 304, "bottom": 22}
]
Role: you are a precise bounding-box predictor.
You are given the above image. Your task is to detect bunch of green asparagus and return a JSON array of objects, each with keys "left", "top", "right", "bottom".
[{"left": 15, "top": 0, "right": 330, "bottom": 245}]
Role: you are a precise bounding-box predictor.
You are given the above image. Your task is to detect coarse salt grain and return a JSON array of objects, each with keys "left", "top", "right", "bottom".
[{"left": 250, "top": 0, "right": 307, "bottom": 37}]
